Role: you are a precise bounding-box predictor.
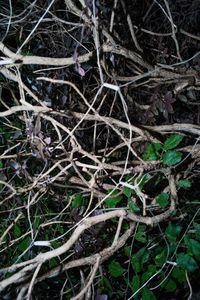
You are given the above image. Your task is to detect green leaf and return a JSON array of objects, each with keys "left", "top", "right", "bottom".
[
  {"left": 128, "top": 201, "right": 140, "bottom": 213},
  {"left": 154, "top": 143, "right": 162, "bottom": 151},
  {"left": 18, "top": 236, "right": 30, "bottom": 252},
  {"left": 0, "top": 160, "right": 3, "bottom": 169},
  {"left": 184, "top": 238, "right": 200, "bottom": 257},
  {"left": 163, "top": 134, "right": 184, "bottom": 150},
  {"left": 66, "top": 195, "right": 72, "bottom": 203},
  {"left": 165, "top": 223, "right": 182, "bottom": 242},
  {"left": 72, "top": 194, "right": 84, "bottom": 208},
  {"left": 105, "top": 190, "right": 123, "bottom": 208},
  {"left": 131, "top": 256, "right": 141, "bottom": 273},
  {"left": 176, "top": 253, "right": 198, "bottom": 272},
  {"left": 141, "top": 266, "right": 156, "bottom": 283},
  {"left": 155, "top": 250, "right": 166, "bottom": 266},
  {"left": 131, "top": 248, "right": 149, "bottom": 273},
  {"left": 135, "top": 231, "right": 147, "bottom": 243},
  {"left": 163, "top": 279, "right": 176, "bottom": 292},
  {"left": 143, "top": 143, "right": 162, "bottom": 161},
  {"left": 108, "top": 260, "right": 124, "bottom": 278},
  {"left": 147, "top": 264, "right": 157, "bottom": 273},
  {"left": 116, "top": 290, "right": 124, "bottom": 297},
  {"left": 135, "top": 225, "right": 147, "bottom": 243},
  {"left": 13, "top": 224, "right": 21, "bottom": 238},
  {"left": 177, "top": 179, "right": 191, "bottom": 189},
  {"left": 102, "top": 276, "right": 113, "bottom": 292},
  {"left": 34, "top": 216, "right": 40, "bottom": 228},
  {"left": 124, "top": 246, "right": 132, "bottom": 257},
  {"left": 56, "top": 224, "right": 64, "bottom": 234},
  {"left": 138, "top": 173, "right": 152, "bottom": 189},
  {"left": 141, "top": 287, "right": 156, "bottom": 300},
  {"left": 124, "top": 186, "right": 133, "bottom": 198},
  {"left": 162, "top": 151, "right": 183, "bottom": 166},
  {"left": 171, "top": 267, "right": 186, "bottom": 283},
  {"left": 122, "top": 221, "right": 129, "bottom": 230},
  {"left": 51, "top": 240, "right": 61, "bottom": 249},
  {"left": 193, "top": 223, "right": 200, "bottom": 241},
  {"left": 49, "top": 258, "right": 58, "bottom": 268},
  {"left": 131, "top": 276, "right": 140, "bottom": 293},
  {"left": 156, "top": 192, "right": 169, "bottom": 208}
]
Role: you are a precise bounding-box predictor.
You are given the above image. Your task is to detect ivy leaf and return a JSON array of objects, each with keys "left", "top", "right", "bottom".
[
  {"left": 108, "top": 260, "right": 124, "bottom": 278},
  {"left": 124, "top": 246, "right": 131, "bottom": 257},
  {"left": 0, "top": 160, "right": 3, "bottom": 169},
  {"left": 177, "top": 179, "right": 191, "bottom": 189},
  {"left": 49, "top": 258, "right": 58, "bottom": 268},
  {"left": 72, "top": 194, "right": 84, "bottom": 208},
  {"left": 165, "top": 223, "right": 182, "bottom": 242},
  {"left": 14, "top": 224, "right": 21, "bottom": 238},
  {"left": 184, "top": 238, "right": 200, "bottom": 257},
  {"left": 135, "top": 225, "right": 147, "bottom": 243},
  {"left": 143, "top": 143, "right": 162, "bottom": 161},
  {"left": 138, "top": 173, "right": 152, "bottom": 189},
  {"left": 102, "top": 276, "right": 113, "bottom": 292},
  {"left": 177, "top": 253, "right": 198, "bottom": 272},
  {"left": 155, "top": 250, "right": 167, "bottom": 266},
  {"left": 141, "top": 265, "right": 157, "bottom": 283},
  {"left": 131, "top": 248, "right": 149, "bottom": 273},
  {"left": 123, "top": 186, "right": 133, "bottom": 198},
  {"left": 162, "top": 151, "right": 182, "bottom": 166},
  {"left": 193, "top": 223, "right": 200, "bottom": 241},
  {"left": 131, "top": 276, "right": 140, "bottom": 293},
  {"left": 18, "top": 236, "right": 30, "bottom": 252},
  {"left": 141, "top": 287, "right": 156, "bottom": 300},
  {"left": 34, "top": 216, "right": 41, "bottom": 228},
  {"left": 171, "top": 267, "right": 186, "bottom": 283},
  {"left": 163, "top": 279, "right": 177, "bottom": 292},
  {"left": 128, "top": 201, "right": 140, "bottom": 213},
  {"left": 163, "top": 134, "right": 184, "bottom": 150},
  {"left": 156, "top": 192, "right": 169, "bottom": 208},
  {"left": 105, "top": 191, "right": 122, "bottom": 208}
]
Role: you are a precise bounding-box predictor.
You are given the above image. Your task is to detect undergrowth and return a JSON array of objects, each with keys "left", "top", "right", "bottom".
[{"left": 0, "top": 1, "right": 200, "bottom": 299}]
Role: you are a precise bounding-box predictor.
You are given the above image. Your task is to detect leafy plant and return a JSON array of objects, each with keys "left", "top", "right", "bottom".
[
  {"left": 105, "top": 190, "right": 123, "bottom": 208},
  {"left": 143, "top": 143, "right": 162, "bottom": 161},
  {"left": 163, "top": 134, "right": 184, "bottom": 150},
  {"left": 177, "top": 179, "right": 192, "bottom": 189},
  {"left": 106, "top": 213, "right": 200, "bottom": 299},
  {"left": 143, "top": 134, "right": 184, "bottom": 166},
  {"left": 176, "top": 253, "right": 198, "bottom": 272},
  {"left": 108, "top": 260, "right": 124, "bottom": 278},
  {"left": 156, "top": 192, "right": 169, "bottom": 208},
  {"left": 71, "top": 193, "right": 84, "bottom": 208}
]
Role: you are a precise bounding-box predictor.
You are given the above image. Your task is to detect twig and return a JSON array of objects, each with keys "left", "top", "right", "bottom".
[
  {"left": 26, "top": 263, "right": 43, "bottom": 300},
  {"left": 0, "top": 104, "right": 51, "bottom": 117},
  {"left": 0, "top": 213, "right": 22, "bottom": 245},
  {"left": 70, "top": 256, "right": 100, "bottom": 300}
]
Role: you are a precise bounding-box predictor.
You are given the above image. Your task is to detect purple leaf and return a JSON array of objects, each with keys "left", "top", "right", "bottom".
[
  {"left": 164, "top": 91, "right": 175, "bottom": 113},
  {"left": 75, "top": 61, "right": 86, "bottom": 77},
  {"left": 77, "top": 65, "right": 85, "bottom": 77}
]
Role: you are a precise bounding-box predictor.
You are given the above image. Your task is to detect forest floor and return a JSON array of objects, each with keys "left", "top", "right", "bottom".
[{"left": 0, "top": 1, "right": 200, "bottom": 299}]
